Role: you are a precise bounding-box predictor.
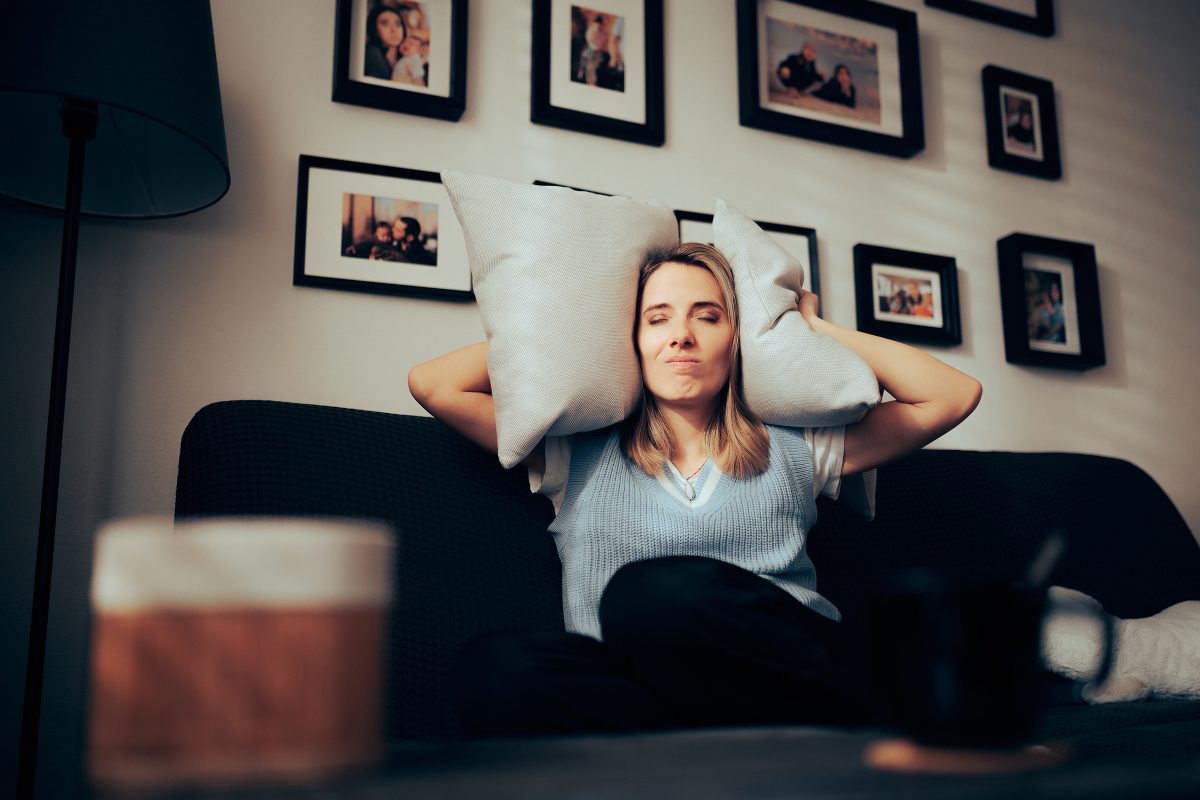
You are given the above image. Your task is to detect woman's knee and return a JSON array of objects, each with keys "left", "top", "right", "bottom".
[
  {"left": 599, "top": 556, "right": 737, "bottom": 642},
  {"left": 451, "top": 631, "right": 544, "bottom": 736},
  {"left": 451, "top": 629, "right": 611, "bottom": 738}
]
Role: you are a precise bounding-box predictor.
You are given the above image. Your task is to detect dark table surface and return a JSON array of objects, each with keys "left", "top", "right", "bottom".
[{"left": 92, "top": 712, "right": 1200, "bottom": 800}]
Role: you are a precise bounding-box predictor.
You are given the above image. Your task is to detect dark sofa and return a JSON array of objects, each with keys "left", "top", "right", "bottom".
[{"left": 174, "top": 399, "right": 1200, "bottom": 757}]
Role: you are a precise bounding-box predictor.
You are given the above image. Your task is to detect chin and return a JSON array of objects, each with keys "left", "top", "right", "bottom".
[{"left": 655, "top": 387, "right": 719, "bottom": 408}]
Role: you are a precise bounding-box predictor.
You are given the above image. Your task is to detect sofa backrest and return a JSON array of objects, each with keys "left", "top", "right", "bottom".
[
  {"left": 176, "top": 401, "right": 561, "bottom": 743},
  {"left": 810, "top": 448, "right": 1200, "bottom": 632},
  {"left": 176, "top": 401, "right": 1200, "bottom": 742}
]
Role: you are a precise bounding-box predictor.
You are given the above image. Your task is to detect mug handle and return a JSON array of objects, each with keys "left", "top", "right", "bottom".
[{"left": 1088, "top": 604, "right": 1116, "bottom": 687}]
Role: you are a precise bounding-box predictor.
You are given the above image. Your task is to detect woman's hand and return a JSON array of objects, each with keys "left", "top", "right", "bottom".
[{"left": 797, "top": 289, "right": 820, "bottom": 327}]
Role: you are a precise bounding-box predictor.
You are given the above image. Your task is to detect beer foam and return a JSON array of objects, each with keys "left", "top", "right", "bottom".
[{"left": 91, "top": 516, "right": 394, "bottom": 611}]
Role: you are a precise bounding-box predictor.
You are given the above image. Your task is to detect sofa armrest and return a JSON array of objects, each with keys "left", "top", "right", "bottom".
[{"left": 175, "top": 400, "right": 563, "bottom": 742}]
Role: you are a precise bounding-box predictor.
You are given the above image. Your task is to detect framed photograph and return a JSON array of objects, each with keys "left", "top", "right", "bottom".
[
  {"left": 982, "top": 65, "right": 1061, "bottom": 180},
  {"left": 293, "top": 155, "right": 473, "bottom": 300},
  {"left": 998, "top": 233, "right": 1104, "bottom": 369},
  {"left": 925, "top": 0, "right": 1054, "bottom": 37},
  {"left": 531, "top": 0, "right": 665, "bottom": 146},
  {"left": 735, "top": 0, "right": 924, "bottom": 158},
  {"left": 532, "top": 179, "right": 614, "bottom": 196},
  {"left": 853, "top": 244, "right": 961, "bottom": 345},
  {"left": 332, "top": 0, "right": 469, "bottom": 121},
  {"left": 676, "top": 210, "right": 821, "bottom": 300}
]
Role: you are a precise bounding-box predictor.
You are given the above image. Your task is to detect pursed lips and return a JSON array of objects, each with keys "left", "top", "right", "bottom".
[{"left": 666, "top": 357, "right": 701, "bottom": 370}]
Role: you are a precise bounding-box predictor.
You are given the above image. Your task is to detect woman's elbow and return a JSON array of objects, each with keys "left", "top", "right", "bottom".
[
  {"left": 929, "top": 377, "right": 981, "bottom": 437},
  {"left": 954, "top": 377, "right": 983, "bottom": 424},
  {"left": 407, "top": 362, "right": 435, "bottom": 408}
]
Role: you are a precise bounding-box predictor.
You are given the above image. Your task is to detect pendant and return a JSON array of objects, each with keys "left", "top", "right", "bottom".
[{"left": 683, "top": 480, "right": 697, "bottom": 501}]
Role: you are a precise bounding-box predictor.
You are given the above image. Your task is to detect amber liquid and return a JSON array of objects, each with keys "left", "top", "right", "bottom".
[{"left": 87, "top": 607, "right": 385, "bottom": 789}]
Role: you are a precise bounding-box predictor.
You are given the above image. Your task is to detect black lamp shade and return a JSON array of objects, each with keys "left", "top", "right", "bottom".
[{"left": 0, "top": 0, "right": 230, "bottom": 218}]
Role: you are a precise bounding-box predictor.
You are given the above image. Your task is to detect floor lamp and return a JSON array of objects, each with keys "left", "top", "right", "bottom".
[{"left": 0, "top": 3, "right": 230, "bottom": 796}]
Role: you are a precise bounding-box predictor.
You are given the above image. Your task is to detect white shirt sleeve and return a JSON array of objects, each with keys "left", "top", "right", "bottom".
[
  {"left": 804, "top": 425, "right": 877, "bottom": 520},
  {"left": 527, "top": 436, "right": 572, "bottom": 516},
  {"left": 804, "top": 426, "right": 846, "bottom": 501}
]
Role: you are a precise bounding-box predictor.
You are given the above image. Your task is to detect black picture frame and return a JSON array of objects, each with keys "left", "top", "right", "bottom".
[
  {"left": 675, "top": 209, "right": 821, "bottom": 301},
  {"left": 332, "top": 0, "right": 469, "bottom": 122},
  {"left": 982, "top": 65, "right": 1061, "bottom": 180},
  {"left": 532, "top": 179, "right": 614, "bottom": 196},
  {"left": 925, "top": 0, "right": 1054, "bottom": 37},
  {"left": 531, "top": 0, "right": 665, "bottom": 146},
  {"left": 294, "top": 155, "right": 474, "bottom": 301},
  {"left": 853, "top": 244, "right": 961, "bottom": 345},
  {"left": 735, "top": 0, "right": 924, "bottom": 158},
  {"left": 998, "top": 233, "right": 1104, "bottom": 370}
]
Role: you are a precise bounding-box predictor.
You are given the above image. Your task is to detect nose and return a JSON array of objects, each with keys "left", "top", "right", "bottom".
[{"left": 668, "top": 318, "right": 694, "bottom": 348}]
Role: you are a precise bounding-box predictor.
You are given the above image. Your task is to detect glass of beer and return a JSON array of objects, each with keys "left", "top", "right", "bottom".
[{"left": 87, "top": 516, "right": 394, "bottom": 791}]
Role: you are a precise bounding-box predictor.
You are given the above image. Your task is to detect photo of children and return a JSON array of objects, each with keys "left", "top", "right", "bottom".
[
  {"left": 569, "top": 5, "right": 625, "bottom": 92},
  {"left": 873, "top": 266, "right": 941, "bottom": 327},
  {"left": 766, "top": 17, "right": 881, "bottom": 124},
  {"left": 363, "top": 1, "right": 431, "bottom": 88},
  {"left": 342, "top": 193, "right": 438, "bottom": 266},
  {"left": 1002, "top": 88, "right": 1041, "bottom": 158}
]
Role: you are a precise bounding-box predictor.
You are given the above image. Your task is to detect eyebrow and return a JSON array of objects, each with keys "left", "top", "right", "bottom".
[{"left": 641, "top": 301, "right": 725, "bottom": 316}]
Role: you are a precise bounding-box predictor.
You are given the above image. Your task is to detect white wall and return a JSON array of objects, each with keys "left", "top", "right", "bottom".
[{"left": 3, "top": 0, "right": 1199, "bottom": 795}]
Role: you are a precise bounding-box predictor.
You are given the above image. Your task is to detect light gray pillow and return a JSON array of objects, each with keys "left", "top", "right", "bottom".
[
  {"left": 712, "top": 199, "right": 880, "bottom": 427},
  {"left": 714, "top": 200, "right": 879, "bottom": 519},
  {"left": 441, "top": 171, "right": 678, "bottom": 468}
]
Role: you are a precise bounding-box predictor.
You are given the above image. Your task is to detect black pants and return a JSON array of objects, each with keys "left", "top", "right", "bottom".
[{"left": 452, "top": 556, "right": 872, "bottom": 738}]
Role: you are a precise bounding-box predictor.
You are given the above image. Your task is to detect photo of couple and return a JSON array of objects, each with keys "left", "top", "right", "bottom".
[
  {"left": 363, "top": 1, "right": 431, "bottom": 88},
  {"left": 341, "top": 193, "right": 437, "bottom": 266},
  {"left": 766, "top": 18, "right": 881, "bottom": 124}
]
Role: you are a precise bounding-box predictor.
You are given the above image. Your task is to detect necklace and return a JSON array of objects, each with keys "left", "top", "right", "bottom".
[{"left": 679, "top": 461, "right": 706, "bottom": 501}]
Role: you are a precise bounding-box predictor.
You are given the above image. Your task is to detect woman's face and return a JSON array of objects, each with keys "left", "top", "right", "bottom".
[
  {"left": 836, "top": 66, "right": 851, "bottom": 88},
  {"left": 376, "top": 10, "right": 404, "bottom": 48},
  {"left": 636, "top": 262, "right": 734, "bottom": 411}
]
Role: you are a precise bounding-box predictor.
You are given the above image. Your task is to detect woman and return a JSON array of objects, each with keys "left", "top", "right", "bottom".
[
  {"left": 364, "top": 5, "right": 406, "bottom": 81},
  {"left": 813, "top": 64, "right": 857, "bottom": 108},
  {"left": 408, "top": 243, "right": 981, "bottom": 736}
]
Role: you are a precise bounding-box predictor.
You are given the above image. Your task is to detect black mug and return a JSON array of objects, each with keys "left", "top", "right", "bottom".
[{"left": 864, "top": 570, "right": 1113, "bottom": 748}]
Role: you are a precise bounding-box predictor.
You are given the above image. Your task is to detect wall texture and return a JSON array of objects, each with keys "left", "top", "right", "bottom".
[{"left": 2, "top": 0, "right": 1198, "bottom": 795}]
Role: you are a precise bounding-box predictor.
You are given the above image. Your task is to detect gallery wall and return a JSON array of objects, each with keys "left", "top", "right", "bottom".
[{"left": 2, "top": 0, "right": 1199, "bottom": 796}]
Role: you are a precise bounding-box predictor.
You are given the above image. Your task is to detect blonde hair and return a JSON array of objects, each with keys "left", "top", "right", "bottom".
[{"left": 621, "top": 242, "right": 769, "bottom": 479}]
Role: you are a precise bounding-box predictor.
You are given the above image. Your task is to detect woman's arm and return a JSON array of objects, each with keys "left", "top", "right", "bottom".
[
  {"left": 407, "top": 342, "right": 545, "bottom": 471},
  {"left": 799, "top": 292, "right": 982, "bottom": 476}
]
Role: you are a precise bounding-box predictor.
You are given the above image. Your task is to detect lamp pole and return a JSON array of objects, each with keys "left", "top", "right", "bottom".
[{"left": 17, "top": 98, "right": 99, "bottom": 800}]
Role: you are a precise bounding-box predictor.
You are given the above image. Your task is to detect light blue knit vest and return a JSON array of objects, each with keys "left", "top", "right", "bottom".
[{"left": 548, "top": 424, "right": 840, "bottom": 639}]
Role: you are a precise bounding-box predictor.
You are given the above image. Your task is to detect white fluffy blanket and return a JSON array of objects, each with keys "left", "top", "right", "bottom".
[{"left": 1041, "top": 586, "right": 1200, "bottom": 703}]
